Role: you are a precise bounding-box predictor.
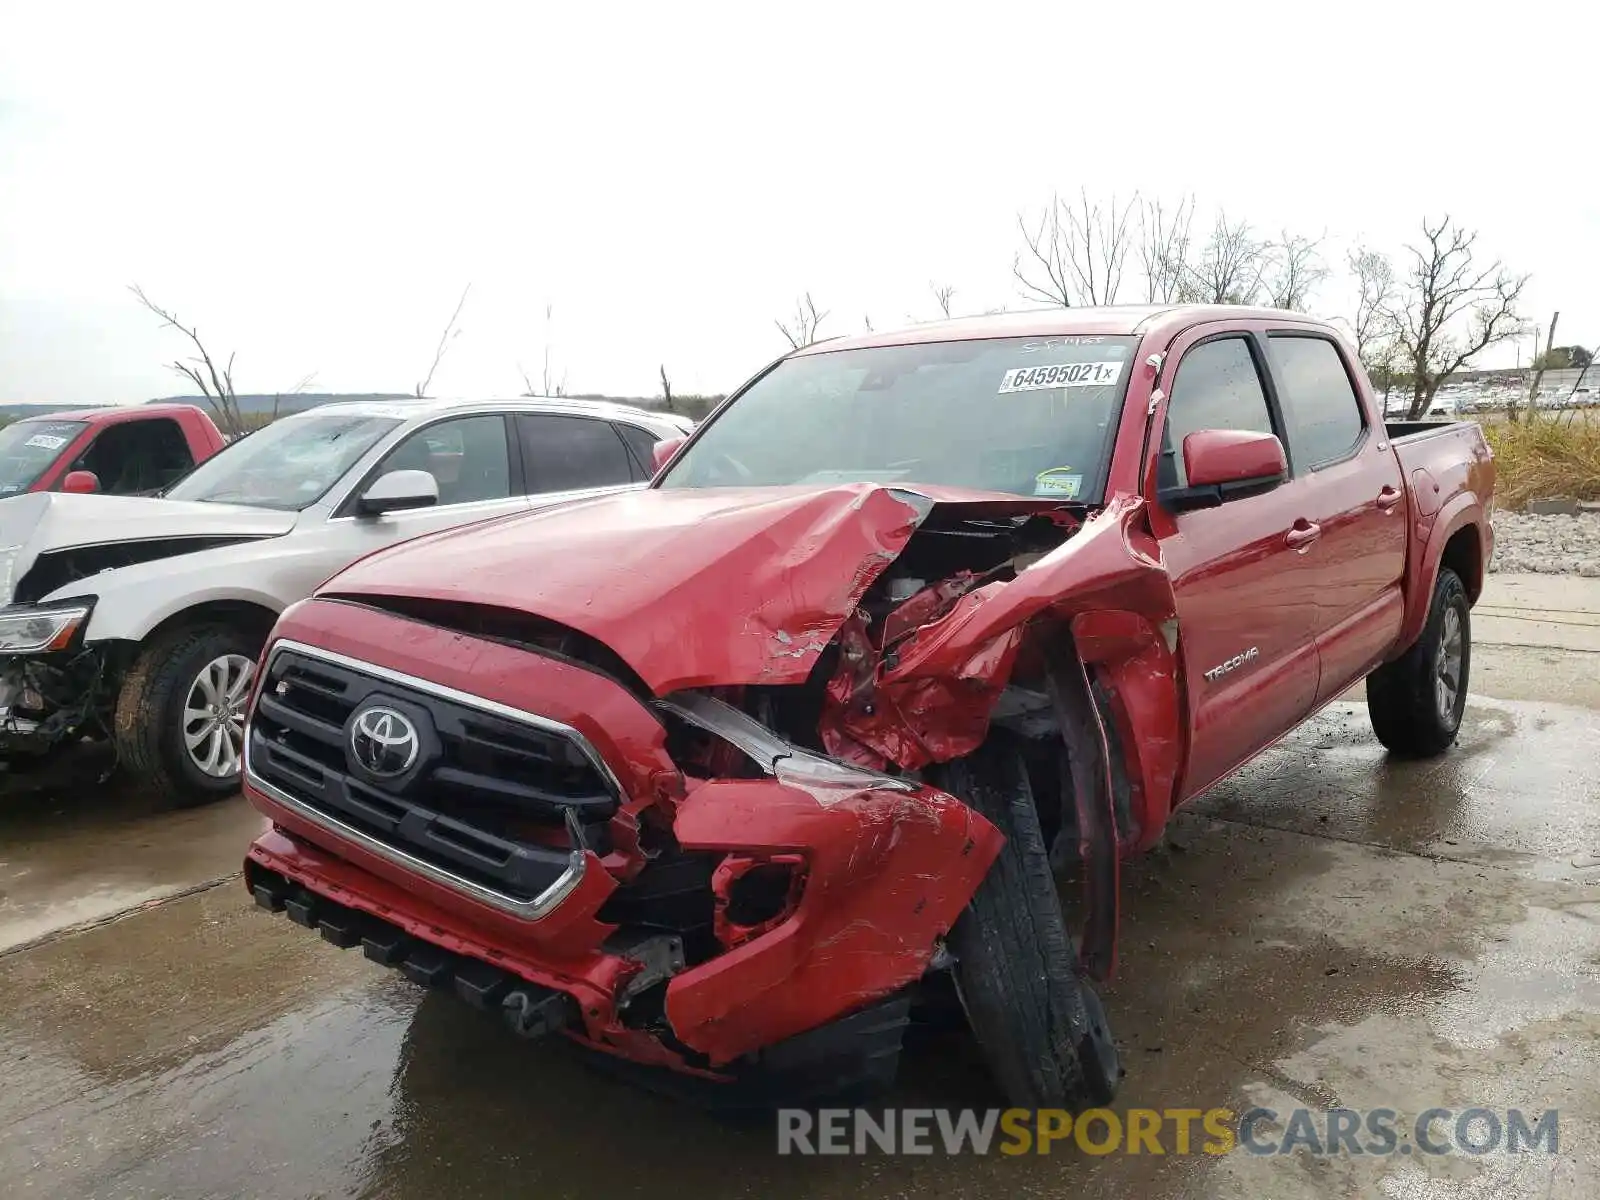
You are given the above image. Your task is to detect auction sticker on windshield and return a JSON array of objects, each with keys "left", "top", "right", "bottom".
[
  {"left": 998, "top": 361, "right": 1123, "bottom": 393},
  {"left": 24, "top": 434, "right": 69, "bottom": 451},
  {"left": 1033, "top": 467, "right": 1083, "bottom": 498}
]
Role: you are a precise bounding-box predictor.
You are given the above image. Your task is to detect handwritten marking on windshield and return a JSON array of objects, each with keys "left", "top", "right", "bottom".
[{"left": 1020, "top": 337, "right": 1107, "bottom": 351}]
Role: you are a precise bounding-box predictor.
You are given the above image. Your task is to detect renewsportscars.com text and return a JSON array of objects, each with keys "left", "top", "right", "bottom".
[{"left": 776, "top": 1107, "right": 1560, "bottom": 1157}]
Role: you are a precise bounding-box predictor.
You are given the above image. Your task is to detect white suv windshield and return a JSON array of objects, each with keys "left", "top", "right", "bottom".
[
  {"left": 659, "top": 335, "right": 1138, "bottom": 502},
  {"left": 164, "top": 413, "right": 401, "bottom": 510}
]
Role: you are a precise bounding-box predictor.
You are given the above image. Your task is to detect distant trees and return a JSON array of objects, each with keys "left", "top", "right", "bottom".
[
  {"left": 1177, "top": 211, "right": 1272, "bottom": 305},
  {"left": 776, "top": 292, "right": 829, "bottom": 349},
  {"left": 129, "top": 286, "right": 316, "bottom": 436},
  {"left": 518, "top": 303, "right": 570, "bottom": 397},
  {"left": 1534, "top": 345, "right": 1592, "bottom": 370},
  {"left": 1137, "top": 195, "right": 1196, "bottom": 303},
  {"left": 129, "top": 285, "right": 250, "bottom": 439},
  {"left": 415, "top": 284, "right": 471, "bottom": 398},
  {"left": 1375, "top": 216, "right": 1528, "bottom": 419},
  {"left": 1012, "top": 194, "right": 1328, "bottom": 313},
  {"left": 1013, "top": 189, "right": 1139, "bottom": 307},
  {"left": 1264, "top": 231, "right": 1330, "bottom": 312}
]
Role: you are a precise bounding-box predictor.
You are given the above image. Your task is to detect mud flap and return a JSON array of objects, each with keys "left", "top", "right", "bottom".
[{"left": 1044, "top": 634, "right": 1121, "bottom": 983}]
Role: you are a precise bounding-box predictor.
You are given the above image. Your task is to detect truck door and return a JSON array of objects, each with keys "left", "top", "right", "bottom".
[
  {"left": 1149, "top": 326, "right": 1320, "bottom": 798},
  {"left": 1263, "top": 332, "right": 1407, "bottom": 704},
  {"left": 66, "top": 417, "right": 197, "bottom": 494}
]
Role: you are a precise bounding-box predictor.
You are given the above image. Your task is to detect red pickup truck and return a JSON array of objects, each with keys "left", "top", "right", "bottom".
[
  {"left": 0, "top": 404, "right": 226, "bottom": 498},
  {"left": 242, "top": 306, "right": 1494, "bottom": 1109}
]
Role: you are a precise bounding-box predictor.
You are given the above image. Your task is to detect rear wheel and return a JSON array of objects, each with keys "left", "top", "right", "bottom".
[
  {"left": 931, "top": 739, "right": 1120, "bottom": 1109},
  {"left": 114, "top": 624, "right": 261, "bottom": 806},
  {"left": 1367, "top": 567, "right": 1470, "bottom": 757}
]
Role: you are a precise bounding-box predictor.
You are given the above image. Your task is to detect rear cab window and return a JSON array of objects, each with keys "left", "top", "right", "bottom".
[
  {"left": 1159, "top": 337, "right": 1276, "bottom": 490},
  {"left": 1267, "top": 335, "right": 1367, "bottom": 469}
]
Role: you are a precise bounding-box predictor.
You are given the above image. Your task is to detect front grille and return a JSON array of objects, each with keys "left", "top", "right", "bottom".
[{"left": 248, "top": 645, "right": 620, "bottom": 902}]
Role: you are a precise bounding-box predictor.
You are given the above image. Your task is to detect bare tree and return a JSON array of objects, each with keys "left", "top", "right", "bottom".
[
  {"left": 659, "top": 364, "right": 675, "bottom": 413},
  {"left": 1348, "top": 247, "right": 1396, "bottom": 365},
  {"left": 1346, "top": 246, "right": 1400, "bottom": 404},
  {"left": 415, "top": 284, "right": 471, "bottom": 398},
  {"left": 1013, "top": 189, "right": 1137, "bottom": 307},
  {"left": 267, "top": 371, "right": 320, "bottom": 425},
  {"left": 1264, "top": 231, "right": 1328, "bottom": 312},
  {"left": 1012, "top": 202, "right": 1072, "bottom": 307},
  {"left": 1379, "top": 216, "right": 1529, "bottom": 419},
  {"left": 128, "top": 285, "right": 248, "bottom": 438},
  {"left": 520, "top": 304, "right": 570, "bottom": 396},
  {"left": 1511, "top": 312, "right": 1561, "bottom": 424},
  {"left": 930, "top": 282, "right": 956, "bottom": 318},
  {"left": 1137, "top": 195, "right": 1197, "bottom": 303},
  {"left": 776, "top": 292, "right": 829, "bottom": 349},
  {"left": 1178, "top": 211, "right": 1270, "bottom": 305}
]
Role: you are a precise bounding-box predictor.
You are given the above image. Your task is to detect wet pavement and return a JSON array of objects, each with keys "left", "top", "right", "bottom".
[{"left": 3, "top": 606, "right": 1598, "bottom": 1197}]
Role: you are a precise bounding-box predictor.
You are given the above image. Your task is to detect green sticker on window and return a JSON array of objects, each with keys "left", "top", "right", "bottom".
[{"left": 1033, "top": 467, "right": 1083, "bottom": 498}]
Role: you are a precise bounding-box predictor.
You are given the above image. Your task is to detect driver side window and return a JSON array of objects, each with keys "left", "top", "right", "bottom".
[
  {"left": 71, "top": 418, "right": 195, "bottom": 495},
  {"left": 372, "top": 415, "right": 511, "bottom": 505},
  {"left": 1160, "top": 337, "right": 1276, "bottom": 489}
]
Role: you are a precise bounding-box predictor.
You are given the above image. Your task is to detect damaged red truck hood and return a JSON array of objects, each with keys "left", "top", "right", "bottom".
[{"left": 322, "top": 483, "right": 1060, "bottom": 694}]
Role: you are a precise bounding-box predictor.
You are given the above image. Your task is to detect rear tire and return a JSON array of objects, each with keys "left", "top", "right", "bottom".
[
  {"left": 113, "top": 623, "right": 262, "bottom": 807},
  {"left": 1367, "top": 567, "right": 1470, "bottom": 757},
  {"left": 931, "top": 739, "right": 1120, "bottom": 1109}
]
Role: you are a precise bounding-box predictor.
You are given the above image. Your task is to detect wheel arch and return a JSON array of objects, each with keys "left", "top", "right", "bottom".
[
  {"left": 1395, "top": 499, "right": 1487, "bottom": 654},
  {"left": 141, "top": 598, "right": 281, "bottom": 649}
]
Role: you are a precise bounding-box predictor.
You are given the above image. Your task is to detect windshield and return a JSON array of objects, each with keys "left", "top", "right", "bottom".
[
  {"left": 0, "top": 420, "right": 87, "bottom": 495},
  {"left": 659, "top": 335, "right": 1138, "bottom": 502},
  {"left": 164, "top": 413, "right": 401, "bottom": 510}
]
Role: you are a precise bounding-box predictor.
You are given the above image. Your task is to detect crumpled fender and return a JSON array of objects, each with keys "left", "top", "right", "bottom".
[
  {"left": 664, "top": 775, "right": 1003, "bottom": 1063},
  {"left": 822, "top": 496, "right": 1183, "bottom": 802}
]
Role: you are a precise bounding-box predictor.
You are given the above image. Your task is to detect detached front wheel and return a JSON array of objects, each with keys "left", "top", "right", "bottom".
[
  {"left": 931, "top": 739, "right": 1120, "bottom": 1110},
  {"left": 114, "top": 624, "right": 261, "bottom": 806}
]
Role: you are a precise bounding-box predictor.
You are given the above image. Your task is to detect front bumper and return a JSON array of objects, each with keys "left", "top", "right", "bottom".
[{"left": 244, "top": 598, "right": 1003, "bottom": 1073}]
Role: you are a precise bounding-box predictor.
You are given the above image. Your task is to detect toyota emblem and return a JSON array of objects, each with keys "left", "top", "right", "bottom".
[{"left": 349, "top": 706, "right": 420, "bottom": 777}]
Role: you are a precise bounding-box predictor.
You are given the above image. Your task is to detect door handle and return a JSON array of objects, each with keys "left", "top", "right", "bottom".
[
  {"left": 1285, "top": 520, "right": 1322, "bottom": 551},
  {"left": 1376, "top": 486, "right": 1402, "bottom": 512}
]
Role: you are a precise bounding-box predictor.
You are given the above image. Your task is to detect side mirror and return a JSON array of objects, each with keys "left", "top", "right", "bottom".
[
  {"left": 651, "top": 435, "right": 687, "bottom": 475},
  {"left": 357, "top": 469, "right": 438, "bottom": 516},
  {"left": 62, "top": 470, "right": 101, "bottom": 495},
  {"left": 1163, "top": 429, "right": 1287, "bottom": 511}
]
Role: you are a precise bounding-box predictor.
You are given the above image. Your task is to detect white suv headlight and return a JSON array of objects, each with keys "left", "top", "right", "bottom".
[{"left": 0, "top": 605, "right": 91, "bottom": 653}]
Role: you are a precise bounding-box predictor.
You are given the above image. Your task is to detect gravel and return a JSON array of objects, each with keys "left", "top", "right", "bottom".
[{"left": 1489, "top": 511, "right": 1600, "bottom": 576}]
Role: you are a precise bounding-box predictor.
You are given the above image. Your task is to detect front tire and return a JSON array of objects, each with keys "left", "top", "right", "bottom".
[
  {"left": 113, "top": 624, "right": 261, "bottom": 806},
  {"left": 931, "top": 740, "right": 1120, "bottom": 1109},
  {"left": 1366, "top": 567, "right": 1471, "bottom": 757}
]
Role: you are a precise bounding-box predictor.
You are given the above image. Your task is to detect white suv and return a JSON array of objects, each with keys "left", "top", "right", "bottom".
[{"left": 0, "top": 396, "right": 691, "bottom": 804}]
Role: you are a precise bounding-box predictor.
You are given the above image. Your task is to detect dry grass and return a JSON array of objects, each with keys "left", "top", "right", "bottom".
[{"left": 1482, "top": 409, "right": 1600, "bottom": 509}]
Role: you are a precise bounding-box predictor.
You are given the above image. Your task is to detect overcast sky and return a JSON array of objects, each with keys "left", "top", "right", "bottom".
[{"left": 2, "top": 1, "right": 1596, "bottom": 406}]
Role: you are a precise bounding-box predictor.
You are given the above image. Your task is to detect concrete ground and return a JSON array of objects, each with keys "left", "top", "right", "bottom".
[{"left": 1, "top": 574, "right": 1597, "bottom": 1199}]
